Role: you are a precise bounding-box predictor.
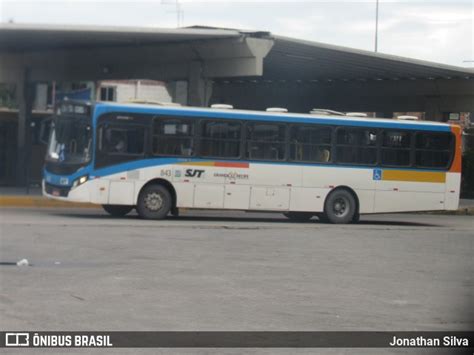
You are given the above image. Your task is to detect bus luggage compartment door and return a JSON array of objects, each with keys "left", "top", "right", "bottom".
[
  {"left": 250, "top": 187, "right": 290, "bottom": 211},
  {"left": 224, "top": 185, "right": 250, "bottom": 210},
  {"left": 193, "top": 184, "right": 225, "bottom": 209}
]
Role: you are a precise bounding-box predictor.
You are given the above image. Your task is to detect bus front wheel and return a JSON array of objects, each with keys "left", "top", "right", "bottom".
[
  {"left": 324, "top": 189, "right": 356, "bottom": 224},
  {"left": 102, "top": 204, "right": 134, "bottom": 217},
  {"left": 137, "top": 184, "right": 172, "bottom": 220}
]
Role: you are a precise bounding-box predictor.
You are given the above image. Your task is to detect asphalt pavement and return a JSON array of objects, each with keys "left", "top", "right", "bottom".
[{"left": 0, "top": 208, "right": 473, "bottom": 354}]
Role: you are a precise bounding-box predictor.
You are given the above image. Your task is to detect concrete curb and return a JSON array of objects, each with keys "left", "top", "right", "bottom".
[{"left": 0, "top": 196, "right": 98, "bottom": 208}]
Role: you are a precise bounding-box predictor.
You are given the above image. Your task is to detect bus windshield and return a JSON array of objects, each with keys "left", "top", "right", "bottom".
[{"left": 46, "top": 115, "right": 92, "bottom": 165}]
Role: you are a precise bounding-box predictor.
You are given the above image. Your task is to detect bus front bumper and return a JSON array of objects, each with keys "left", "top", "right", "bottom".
[{"left": 42, "top": 179, "right": 91, "bottom": 203}]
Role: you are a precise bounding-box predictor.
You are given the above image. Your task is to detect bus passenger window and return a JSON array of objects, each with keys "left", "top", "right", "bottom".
[
  {"left": 200, "top": 120, "right": 241, "bottom": 158},
  {"left": 381, "top": 130, "right": 411, "bottom": 166},
  {"left": 95, "top": 123, "right": 146, "bottom": 169},
  {"left": 335, "top": 128, "right": 377, "bottom": 165},
  {"left": 153, "top": 118, "right": 194, "bottom": 157},
  {"left": 289, "top": 125, "right": 332, "bottom": 163},
  {"left": 246, "top": 123, "right": 286, "bottom": 161},
  {"left": 415, "top": 132, "right": 453, "bottom": 169},
  {"left": 105, "top": 129, "right": 126, "bottom": 153},
  {"left": 102, "top": 126, "right": 144, "bottom": 155}
]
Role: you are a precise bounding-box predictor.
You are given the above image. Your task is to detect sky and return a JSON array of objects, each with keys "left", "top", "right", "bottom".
[{"left": 0, "top": 0, "right": 472, "bottom": 67}]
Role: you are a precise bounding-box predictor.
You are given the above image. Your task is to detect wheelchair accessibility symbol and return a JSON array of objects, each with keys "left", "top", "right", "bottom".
[{"left": 373, "top": 169, "right": 382, "bottom": 181}]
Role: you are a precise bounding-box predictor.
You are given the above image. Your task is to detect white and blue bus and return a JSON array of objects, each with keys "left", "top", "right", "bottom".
[{"left": 43, "top": 100, "right": 462, "bottom": 224}]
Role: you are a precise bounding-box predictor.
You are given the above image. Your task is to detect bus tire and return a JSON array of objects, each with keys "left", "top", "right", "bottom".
[
  {"left": 351, "top": 212, "right": 360, "bottom": 224},
  {"left": 137, "top": 184, "right": 172, "bottom": 220},
  {"left": 324, "top": 189, "right": 356, "bottom": 224},
  {"left": 102, "top": 204, "right": 133, "bottom": 217},
  {"left": 283, "top": 212, "right": 313, "bottom": 222}
]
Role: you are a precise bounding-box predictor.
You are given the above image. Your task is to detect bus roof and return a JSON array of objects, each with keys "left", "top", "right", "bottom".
[{"left": 93, "top": 101, "right": 453, "bottom": 132}]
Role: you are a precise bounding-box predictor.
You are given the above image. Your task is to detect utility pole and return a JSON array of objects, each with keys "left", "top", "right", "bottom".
[
  {"left": 375, "top": 0, "right": 379, "bottom": 52},
  {"left": 161, "top": 0, "right": 184, "bottom": 28},
  {"left": 176, "top": 1, "right": 184, "bottom": 28}
]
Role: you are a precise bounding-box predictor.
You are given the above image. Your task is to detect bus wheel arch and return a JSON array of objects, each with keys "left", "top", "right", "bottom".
[
  {"left": 323, "top": 186, "right": 359, "bottom": 224},
  {"left": 136, "top": 178, "right": 176, "bottom": 219}
]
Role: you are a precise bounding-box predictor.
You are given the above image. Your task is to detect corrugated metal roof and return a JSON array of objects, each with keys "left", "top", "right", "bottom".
[
  {"left": 0, "top": 23, "right": 241, "bottom": 52},
  {"left": 1, "top": 24, "right": 472, "bottom": 81},
  {"left": 261, "top": 36, "right": 474, "bottom": 81}
]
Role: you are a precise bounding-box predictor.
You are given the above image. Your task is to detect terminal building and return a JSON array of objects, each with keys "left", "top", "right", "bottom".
[{"left": 0, "top": 24, "right": 473, "bottom": 186}]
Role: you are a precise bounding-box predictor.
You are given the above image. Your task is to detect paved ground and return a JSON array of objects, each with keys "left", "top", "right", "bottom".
[{"left": 0, "top": 208, "right": 473, "bottom": 354}]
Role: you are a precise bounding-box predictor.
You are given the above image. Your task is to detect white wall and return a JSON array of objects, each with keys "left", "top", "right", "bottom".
[{"left": 102, "top": 81, "right": 172, "bottom": 103}]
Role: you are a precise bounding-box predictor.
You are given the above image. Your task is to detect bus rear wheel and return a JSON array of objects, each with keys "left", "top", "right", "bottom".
[
  {"left": 102, "top": 204, "right": 134, "bottom": 217},
  {"left": 136, "top": 184, "right": 172, "bottom": 220},
  {"left": 283, "top": 212, "right": 314, "bottom": 222},
  {"left": 324, "top": 189, "right": 356, "bottom": 224}
]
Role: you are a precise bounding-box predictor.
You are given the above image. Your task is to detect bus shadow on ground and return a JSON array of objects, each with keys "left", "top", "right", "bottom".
[
  {"left": 168, "top": 216, "right": 440, "bottom": 227},
  {"left": 47, "top": 211, "right": 440, "bottom": 227}
]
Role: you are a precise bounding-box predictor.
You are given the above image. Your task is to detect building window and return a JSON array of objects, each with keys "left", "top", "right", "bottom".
[
  {"left": 246, "top": 122, "right": 286, "bottom": 161},
  {"left": 152, "top": 118, "right": 194, "bottom": 156},
  {"left": 381, "top": 130, "right": 411, "bottom": 166},
  {"left": 100, "top": 86, "right": 116, "bottom": 102},
  {"left": 200, "top": 120, "right": 241, "bottom": 158},
  {"left": 415, "top": 132, "right": 453, "bottom": 168},
  {"left": 290, "top": 125, "right": 332, "bottom": 163},
  {"left": 335, "top": 128, "right": 377, "bottom": 164}
]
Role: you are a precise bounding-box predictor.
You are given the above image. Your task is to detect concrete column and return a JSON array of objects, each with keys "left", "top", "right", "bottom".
[
  {"left": 166, "top": 80, "right": 188, "bottom": 105},
  {"left": 135, "top": 80, "right": 141, "bottom": 99},
  {"left": 187, "top": 61, "right": 213, "bottom": 107},
  {"left": 424, "top": 96, "right": 444, "bottom": 122},
  {"left": 15, "top": 69, "right": 34, "bottom": 187},
  {"left": 33, "top": 83, "right": 48, "bottom": 111}
]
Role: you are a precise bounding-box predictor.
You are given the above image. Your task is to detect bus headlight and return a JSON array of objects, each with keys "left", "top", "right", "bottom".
[{"left": 73, "top": 175, "right": 89, "bottom": 188}]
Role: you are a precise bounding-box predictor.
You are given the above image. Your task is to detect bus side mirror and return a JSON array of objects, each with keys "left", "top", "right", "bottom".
[{"left": 39, "top": 117, "right": 53, "bottom": 145}]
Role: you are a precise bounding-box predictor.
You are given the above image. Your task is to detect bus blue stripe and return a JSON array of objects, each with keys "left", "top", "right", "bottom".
[{"left": 94, "top": 104, "right": 450, "bottom": 132}]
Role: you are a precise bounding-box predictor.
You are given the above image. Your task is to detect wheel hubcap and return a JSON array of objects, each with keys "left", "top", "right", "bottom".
[
  {"left": 144, "top": 192, "right": 163, "bottom": 211},
  {"left": 333, "top": 197, "right": 349, "bottom": 217}
]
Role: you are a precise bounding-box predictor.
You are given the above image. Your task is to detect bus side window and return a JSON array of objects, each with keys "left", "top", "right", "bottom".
[
  {"left": 246, "top": 122, "right": 286, "bottom": 161},
  {"left": 289, "top": 125, "right": 332, "bottom": 163},
  {"left": 152, "top": 117, "right": 194, "bottom": 157},
  {"left": 95, "top": 123, "right": 146, "bottom": 168},
  {"left": 415, "top": 132, "right": 453, "bottom": 169},
  {"left": 200, "top": 120, "right": 241, "bottom": 158},
  {"left": 381, "top": 130, "right": 411, "bottom": 166},
  {"left": 104, "top": 128, "right": 127, "bottom": 153},
  {"left": 335, "top": 128, "right": 377, "bottom": 165}
]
